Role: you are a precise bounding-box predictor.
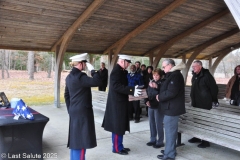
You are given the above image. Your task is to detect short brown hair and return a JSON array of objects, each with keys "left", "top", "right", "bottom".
[{"left": 152, "top": 68, "right": 165, "bottom": 77}]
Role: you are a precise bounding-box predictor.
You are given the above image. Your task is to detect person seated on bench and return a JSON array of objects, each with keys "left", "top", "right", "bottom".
[
  {"left": 225, "top": 65, "right": 240, "bottom": 105},
  {"left": 189, "top": 60, "right": 218, "bottom": 148}
]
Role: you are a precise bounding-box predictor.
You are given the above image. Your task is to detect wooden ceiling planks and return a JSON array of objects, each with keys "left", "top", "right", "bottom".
[{"left": 0, "top": 0, "right": 239, "bottom": 61}]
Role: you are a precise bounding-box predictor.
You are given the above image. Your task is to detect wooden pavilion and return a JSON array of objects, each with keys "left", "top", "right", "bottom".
[{"left": 1, "top": 0, "right": 240, "bottom": 107}]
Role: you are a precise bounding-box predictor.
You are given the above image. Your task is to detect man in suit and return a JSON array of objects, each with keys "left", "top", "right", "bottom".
[
  {"left": 102, "top": 55, "right": 142, "bottom": 155},
  {"left": 98, "top": 62, "right": 108, "bottom": 92},
  {"left": 64, "top": 53, "right": 102, "bottom": 160},
  {"left": 127, "top": 64, "right": 144, "bottom": 123}
]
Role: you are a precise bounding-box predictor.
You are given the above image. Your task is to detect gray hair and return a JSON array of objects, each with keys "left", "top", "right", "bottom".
[
  {"left": 193, "top": 60, "right": 202, "bottom": 66},
  {"left": 163, "top": 59, "right": 175, "bottom": 66}
]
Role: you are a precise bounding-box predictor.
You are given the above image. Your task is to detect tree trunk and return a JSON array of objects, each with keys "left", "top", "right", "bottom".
[
  {"left": 28, "top": 51, "right": 35, "bottom": 80},
  {"left": 47, "top": 56, "right": 52, "bottom": 78},
  {"left": 4, "top": 50, "right": 10, "bottom": 78},
  {"left": 1, "top": 50, "right": 4, "bottom": 79}
]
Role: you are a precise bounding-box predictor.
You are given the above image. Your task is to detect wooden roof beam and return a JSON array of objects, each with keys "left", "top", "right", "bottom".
[
  {"left": 203, "top": 41, "right": 240, "bottom": 60},
  {"left": 181, "top": 28, "right": 239, "bottom": 83},
  {"left": 143, "top": 9, "right": 230, "bottom": 67},
  {"left": 182, "top": 28, "right": 239, "bottom": 58},
  {"left": 51, "top": 0, "right": 106, "bottom": 52},
  {"left": 103, "top": 0, "right": 187, "bottom": 55},
  {"left": 210, "top": 42, "right": 240, "bottom": 74}
]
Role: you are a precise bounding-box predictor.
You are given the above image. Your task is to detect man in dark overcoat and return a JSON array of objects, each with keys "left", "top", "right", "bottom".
[
  {"left": 98, "top": 62, "right": 108, "bottom": 92},
  {"left": 156, "top": 59, "right": 186, "bottom": 160},
  {"left": 102, "top": 55, "right": 141, "bottom": 155},
  {"left": 64, "top": 53, "right": 102, "bottom": 160},
  {"left": 188, "top": 60, "right": 218, "bottom": 148}
]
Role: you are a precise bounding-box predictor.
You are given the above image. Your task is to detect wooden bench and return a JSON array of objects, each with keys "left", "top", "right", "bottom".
[
  {"left": 92, "top": 90, "right": 146, "bottom": 111},
  {"left": 177, "top": 104, "right": 240, "bottom": 151},
  {"left": 92, "top": 90, "right": 108, "bottom": 111}
]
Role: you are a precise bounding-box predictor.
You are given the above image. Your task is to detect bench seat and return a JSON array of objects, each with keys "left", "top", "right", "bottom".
[{"left": 178, "top": 105, "right": 240, "bottom": 151}]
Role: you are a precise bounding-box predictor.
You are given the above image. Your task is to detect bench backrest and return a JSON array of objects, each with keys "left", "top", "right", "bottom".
[{"left": 180, "top": 105, "right": 240, "bottom": 142}]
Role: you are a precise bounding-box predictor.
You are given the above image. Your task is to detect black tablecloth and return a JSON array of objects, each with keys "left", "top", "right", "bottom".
[{"left": 0, "top": 107, "right": 49, "bottom": 160}]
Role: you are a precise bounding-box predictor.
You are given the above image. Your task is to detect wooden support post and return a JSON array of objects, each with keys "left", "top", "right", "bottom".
[
  {"left": 54, "top": 45, "right": 61, "bottom": 108},
  {"left": 149, "top": 53, "right": 153, "bottom": 66}
]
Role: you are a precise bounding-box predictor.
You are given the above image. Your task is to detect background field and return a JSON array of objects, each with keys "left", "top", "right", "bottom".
[{"left": 0, "top": 70, "right": 230, "bottom": 106}]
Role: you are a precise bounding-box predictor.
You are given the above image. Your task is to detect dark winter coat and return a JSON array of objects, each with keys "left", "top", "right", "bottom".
[
  {"left": 145, "top": 79, "right": 164, "bottom": 109},
  {"left": 102, "top": 64, "right": 134, "bottom": 135},
  {"left": 98, "top": 67, "right": 108, "bottom": 88},
  {"left": 158, "top": 62, "right": 186, "bottom": 116},
  {"left": 191, "top": 68, "right": 218, "bottom": 110},
  {"left": 144, "top": 73, "right": 153, "bottom": 88},
  {"left": 64, "top": 67, "right": 102, "bottom": 149}
]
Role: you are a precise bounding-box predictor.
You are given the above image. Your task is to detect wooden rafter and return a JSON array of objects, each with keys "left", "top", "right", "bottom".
[
  {"left": 210, "top": 42, "right": 240, "bottom": 74},
  {"left": 51, "top": 0, "right": 106, "bottom": 52},
  {"left": 203, "top": 41, "right": 240, "bottom": 60},
  {"left": 143, "top": 9, "right": 230, "bottom": 57},
  {"left": 103, "top": 0, "right": 187, "bottom": 55},
  {"left": 181, "top": 28, "right": 239, "bottom": 83},
  {"left": 184, "top": 28, "right": 239, "bottom": 58}
]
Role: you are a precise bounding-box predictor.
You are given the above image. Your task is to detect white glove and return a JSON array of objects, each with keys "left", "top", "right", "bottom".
[
  {"left": 86, "top": 62, "right": 94, "bottom": 71},
  {"left": 134, "top": 85, "right": 142, "bottom": 97}
]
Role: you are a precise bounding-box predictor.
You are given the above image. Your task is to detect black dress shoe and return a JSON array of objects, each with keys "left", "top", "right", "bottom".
[
  {"left": 198, "top": 141, "right": 210, "bottom": 148},
  {"left": 160, "top": 150, "right": 177, "bottom": 156},
  {"left": 153, "top": 144, "right": 164, "bottom": 148},
  {"left": 188, "top": 137, "right": 201, "bottom": 143},
  {"left": 157, "top": 155, "right": 175, "bottom": 160},
  {"left": 123, "top": 148, "right": 130, "bottom": 152},
  {"left": 112, "top": 149, "right": 128, "bottom": 155},
  {"left": 146, "top": 141, "right": 156, "bottom": 146},
  {"left": 134, "top": 119, "right": 140, "bottom": 123}
]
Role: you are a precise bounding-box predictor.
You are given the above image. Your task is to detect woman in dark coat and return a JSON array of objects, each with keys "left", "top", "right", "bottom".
[
  {"left": 144, "top": 66, "right": 153, "bottom": 116},
  {"left": 64, "top": 53, "right": 102, "bottom": 160},
  {"left": 145, "top": 68, "right": 165, "bottom": 148}
]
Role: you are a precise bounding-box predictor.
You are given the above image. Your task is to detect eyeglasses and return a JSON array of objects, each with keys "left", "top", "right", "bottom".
[{"left": 162, "top": 64, "right": 169, "bottom": 69}]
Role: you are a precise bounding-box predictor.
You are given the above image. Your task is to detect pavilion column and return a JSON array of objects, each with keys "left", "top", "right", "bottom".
[
  {"left": 182, "top": 54, "right": 186, "bottom": 64},
  {"left": 209, "top": 57, "right": 213, "bottom": 74},
  {"left": 182, "top": 49, "right": 202, "bottom": 84},
  {"left": 149, "top": 53, "right": 153, "bottom": 66},
  {"left": 54, "top": 45, "right": 63, "bottom": 108}
]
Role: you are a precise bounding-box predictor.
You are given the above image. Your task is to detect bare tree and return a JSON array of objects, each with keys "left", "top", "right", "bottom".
[
  {"left": 28, "top": 51, "right": 35, "bottom": 80},
  {"left": 0, "top": 50, "right": 10, "bottom": 79}
]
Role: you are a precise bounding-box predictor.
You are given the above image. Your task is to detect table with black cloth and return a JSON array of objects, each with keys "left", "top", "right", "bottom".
[{"left": 0, "top": 107, "right": 49, "bottom": 160}]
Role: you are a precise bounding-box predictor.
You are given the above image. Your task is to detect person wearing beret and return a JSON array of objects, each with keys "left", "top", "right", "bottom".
[
  {"left": 102, "top": 55, "right": 142, "bottom": 155},
  {"left": 64, "top": 53, "right": 102, "bottom": 160}
]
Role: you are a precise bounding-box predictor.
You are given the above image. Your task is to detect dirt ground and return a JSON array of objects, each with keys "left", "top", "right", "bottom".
[{"left": 0, "top": 70, "right": 230, "bottom": 106}]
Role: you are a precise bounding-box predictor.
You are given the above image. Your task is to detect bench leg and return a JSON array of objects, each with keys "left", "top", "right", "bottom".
[{"left": 176, "top": 132, "right": 185, "bottom": 147}]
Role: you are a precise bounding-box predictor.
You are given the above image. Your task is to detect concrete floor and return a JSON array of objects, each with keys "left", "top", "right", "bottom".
[{"left": 30, "top": 104, "right": 240, "bottom": 160}]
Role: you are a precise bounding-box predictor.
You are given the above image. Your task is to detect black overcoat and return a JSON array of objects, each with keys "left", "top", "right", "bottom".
[
  {"left": 64, "top": 67, "right": 102, "bottom": 149},
  {"left": 98, "top": 68, "right": 108, "bottom": 88},
  {"left": 158, "top": 70, "right": 186, "bottom": 116},
  {"left": 102, "top": 64, "right": 134, "bottom": 135},
  {"left": 191, "top": 68, "right": 218, "bottom": 110}
]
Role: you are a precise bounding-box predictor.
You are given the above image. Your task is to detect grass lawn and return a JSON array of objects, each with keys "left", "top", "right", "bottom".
[{"left": 0, "top": 70, "right": 98, "bottom": 106}]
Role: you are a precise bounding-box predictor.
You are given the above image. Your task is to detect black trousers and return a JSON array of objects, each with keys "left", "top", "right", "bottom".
[
  {"left": 98, "top": 86, "right": 106, "bottom": 92},
  {"left": 128, "top": 100, "right": 141, "bottom": 120}
]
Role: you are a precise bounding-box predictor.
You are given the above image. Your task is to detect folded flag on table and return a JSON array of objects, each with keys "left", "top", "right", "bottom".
[{"left": 12, "top": 99, "right": 34, "bottom": 120}]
